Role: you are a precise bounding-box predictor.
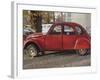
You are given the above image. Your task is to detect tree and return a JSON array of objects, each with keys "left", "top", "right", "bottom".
[{"left": 30, "top": 11, "right": 42, "bottom": 32}]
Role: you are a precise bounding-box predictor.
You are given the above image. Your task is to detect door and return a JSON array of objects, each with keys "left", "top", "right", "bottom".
[
  {"left": 63, "top": 25, "right": 76, "bottom": 49},
  {"left": 45, "top": 25, "right": 62, "bottom": 50}
]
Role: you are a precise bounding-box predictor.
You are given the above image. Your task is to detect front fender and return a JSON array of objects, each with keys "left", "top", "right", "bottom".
[
  {"left": 74, "top": 38, "right": 90, "bottom": 49},
  {"left": 24, "top": 38, "right": 44, "bottom": 51}
]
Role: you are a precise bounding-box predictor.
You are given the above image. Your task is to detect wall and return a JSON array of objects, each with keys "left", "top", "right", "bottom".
[{"left": 71, "top": 13, "right": 91, "bottom": 34}]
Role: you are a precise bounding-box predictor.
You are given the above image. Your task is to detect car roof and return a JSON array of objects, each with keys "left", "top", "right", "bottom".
[{"left": 53, "top": 22, "right": 82, "bottom": 27}]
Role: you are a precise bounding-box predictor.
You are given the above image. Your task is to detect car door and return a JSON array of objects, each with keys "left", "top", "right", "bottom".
[
  {"left": 63, "top": 25, "right": 76, "bottom": 49},
  {"left": 45, "top": 24, "right": 62, "bottom": 50}
]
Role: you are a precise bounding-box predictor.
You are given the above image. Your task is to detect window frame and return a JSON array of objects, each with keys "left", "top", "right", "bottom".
[{"left": 48, "top": 24, "right": 63, "bottom": 35}]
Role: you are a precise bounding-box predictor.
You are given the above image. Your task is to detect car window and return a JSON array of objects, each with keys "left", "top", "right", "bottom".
[
  {"left": 50, "top": 25, "right": 62, "bottom": 34},
  {"left": 64, "top": 25, "right": 74, "bottom": 35},
  {"left": 74, "top": 26, "right": 82, "bottom": 35}
]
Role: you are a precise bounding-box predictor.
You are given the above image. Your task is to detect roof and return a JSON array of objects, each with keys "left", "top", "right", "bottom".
[{"left": 53, "top": 22, "right": 82, "bottom": 27}]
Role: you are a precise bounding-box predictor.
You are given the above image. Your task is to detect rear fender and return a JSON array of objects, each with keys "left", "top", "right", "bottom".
[{"left": 74, "top": 38, "right": 90, "bottom": 49}]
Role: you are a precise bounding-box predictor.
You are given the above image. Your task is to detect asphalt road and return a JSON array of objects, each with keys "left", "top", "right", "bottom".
[{"left": 23, "top": 51, "right": 90, "bottom": 69}]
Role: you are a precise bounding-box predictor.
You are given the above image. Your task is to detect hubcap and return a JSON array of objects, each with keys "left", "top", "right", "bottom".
[
  {"left": 29, "top": 49, "right": 36, "bottom": 57},
  {"left": 79, "top": 49, "right": 87, "bottom": 55}
]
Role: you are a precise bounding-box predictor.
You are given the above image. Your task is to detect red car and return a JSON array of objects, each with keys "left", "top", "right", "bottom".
[{"left": 24, "top": 22, "right": 90, "bottom": 57}]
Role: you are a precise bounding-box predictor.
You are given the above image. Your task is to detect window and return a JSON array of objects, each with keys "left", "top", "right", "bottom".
[
  {"left": 75, "top": 26, "right": 82, "bottom": 35},
  {"left": 64, "top": 25, "right": 74, "bottom": 35},
  {"left": 50, "top": 25, "right": 62, "bottom": 34}
]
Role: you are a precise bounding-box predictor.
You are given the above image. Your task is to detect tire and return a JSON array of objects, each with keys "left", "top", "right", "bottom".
[
  {"left": 76, "top": 49, "right": 88, "bottom": 56},
  {"left": 25, "top": 44, "right": 38, "bottom": 58}
]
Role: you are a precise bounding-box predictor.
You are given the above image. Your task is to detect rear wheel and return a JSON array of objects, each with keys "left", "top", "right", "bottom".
[{"left": 76, "top": 49, "right": 88, "bottom": 56}]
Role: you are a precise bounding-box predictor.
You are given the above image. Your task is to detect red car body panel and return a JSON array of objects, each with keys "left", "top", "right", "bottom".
[
  {"left": 24, "top": 22, "right": 90, "bottom": 51},
  {"left": 45, "top": 35, "right": 62, "bottom": 50}
]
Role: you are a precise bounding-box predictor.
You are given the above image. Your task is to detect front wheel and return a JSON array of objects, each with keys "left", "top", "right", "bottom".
[
  {"left": 76, "top": 49, "right": 89, "bottom": 56},
  {"left": 25, "top": 44, "right": 38, "bottom": 58}
]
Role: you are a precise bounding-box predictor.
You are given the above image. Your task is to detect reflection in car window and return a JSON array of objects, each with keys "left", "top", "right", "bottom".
[
  {"left": 64, "top": 25, "right": 74, "bottom": 35},
  {"left": 75, "top": 26, "right": 82, "bottom": 35},
  {"left": 51, "top": 25, "right": 62, "bottom": 34},
  {"left": 64, "top": 26, "right": 74, "bottom": 32}
]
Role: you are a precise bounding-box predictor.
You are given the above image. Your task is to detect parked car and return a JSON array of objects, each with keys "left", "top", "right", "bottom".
[{"left": 24, "top": 22, "right": 90, "bottom": 57}]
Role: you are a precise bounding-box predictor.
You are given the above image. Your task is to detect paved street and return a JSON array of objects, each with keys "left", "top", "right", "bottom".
[{"left": 23, "top": 51, "right": 90, "bottom": 69}]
